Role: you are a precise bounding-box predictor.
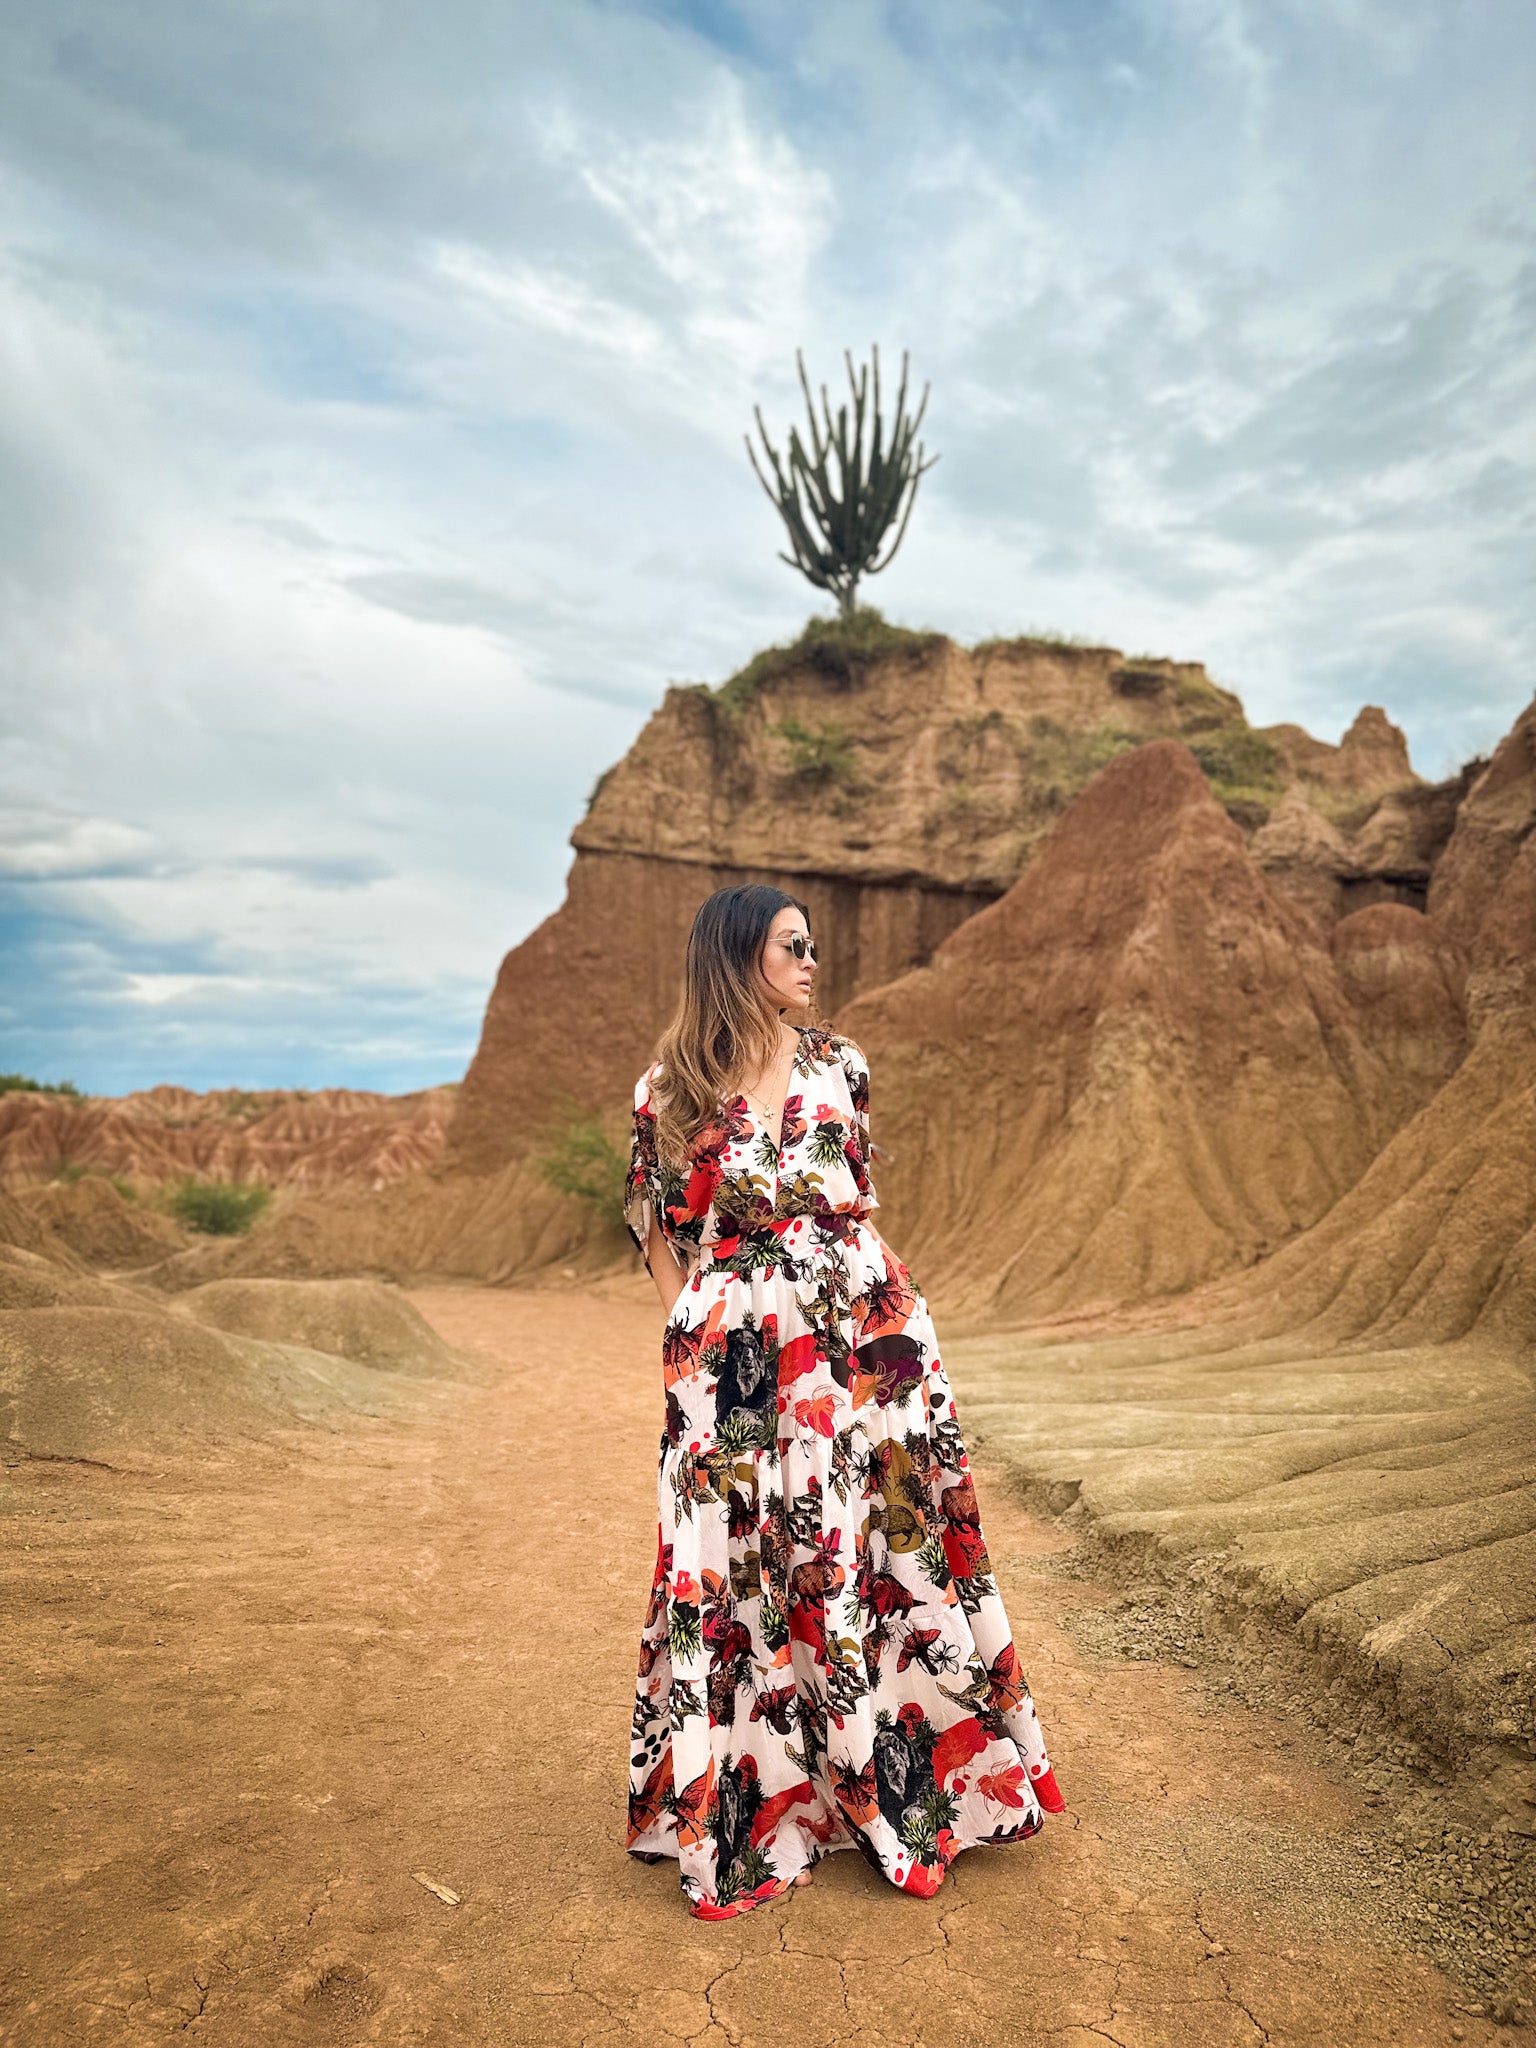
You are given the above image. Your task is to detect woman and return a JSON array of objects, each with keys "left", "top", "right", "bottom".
[{"left": 623, "top": 883, "right": 1063, "bottom": 1920}]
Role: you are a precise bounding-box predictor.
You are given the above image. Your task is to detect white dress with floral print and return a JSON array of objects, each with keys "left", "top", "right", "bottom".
[{"left": 623, "top": 1023, "right": 1062, "bottom": 1919}]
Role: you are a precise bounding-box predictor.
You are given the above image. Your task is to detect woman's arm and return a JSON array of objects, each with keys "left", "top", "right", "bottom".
[{"left": 645, "top": 1210, "right": 690, "bottom": 1319}]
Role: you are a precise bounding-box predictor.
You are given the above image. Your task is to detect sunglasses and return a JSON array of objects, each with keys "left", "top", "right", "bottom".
[{"left": 778, "top": 933, "right": 818, "bottom": 963}]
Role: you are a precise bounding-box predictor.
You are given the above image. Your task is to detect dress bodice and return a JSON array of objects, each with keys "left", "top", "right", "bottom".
[{"left": 624, "top": 1025, "right": 878, "bottom": 1276}]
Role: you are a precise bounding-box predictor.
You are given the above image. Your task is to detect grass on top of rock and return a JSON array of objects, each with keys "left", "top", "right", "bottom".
[
  {"left": 773, "top": 715, "right": 859, "bottom": 788},
  {"left": 534, "top": 1099, "right": 629, "bottom": 1227},
  {"left": 1011, "top": 713, "right": 1284, "bottom": 828},
  {"left": 714, "top": 606, "right": 946, "bottom": 714},
  {"left": 56, "top": 1163, "right": 137, "bottom": 1201},
  {"left": 170, "top": 1179, "right": 272, "bottom": 1236},
  {"left": 0, "top": 1073, "right": 82, "bottom": 1096},
  {"left": 1181, "top": 724, "right": 1285, "bottom": 817},
  {"left": 972, "top": 627, "right": 1118, "bottom": 658},
  {"left": 1017, "top": 716, "right": 1143, "bottom": 813}
]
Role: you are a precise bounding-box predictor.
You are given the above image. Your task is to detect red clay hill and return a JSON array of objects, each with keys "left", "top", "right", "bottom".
[
  {"left": 838, "top": 738, "right": 1468, "bottom": 1323},
  {"left": 15, "top": 616, "right": 1524, "bottom": 1344},
  {"left": 447, "top": 618, "right": 1432, "bottom": 1181},
  {"left": 0, "top": 1084, "right": 452, "bottom": 1192}
]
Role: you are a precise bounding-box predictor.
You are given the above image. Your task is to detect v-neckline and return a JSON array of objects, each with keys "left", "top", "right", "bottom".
[{"left": 734, "top": 1025, "right": 809, "bottom": 1150}]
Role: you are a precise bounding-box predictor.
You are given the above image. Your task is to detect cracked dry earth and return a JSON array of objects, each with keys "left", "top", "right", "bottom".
[{"left": 0, "top": 1288, "right": 1509, "bottom": 2048}]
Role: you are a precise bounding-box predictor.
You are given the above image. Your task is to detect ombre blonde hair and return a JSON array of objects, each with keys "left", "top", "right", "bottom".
[{"left": 651, "top": 884, "right": 813, "bottom": 1168}]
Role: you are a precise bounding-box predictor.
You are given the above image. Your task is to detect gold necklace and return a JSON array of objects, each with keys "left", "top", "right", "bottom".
[{"left": 742, "top": 1033, "right": 800, "bottom": 1121}]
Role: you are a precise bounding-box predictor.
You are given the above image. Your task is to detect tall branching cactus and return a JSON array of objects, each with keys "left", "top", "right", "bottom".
[{"left": 747, "top": 346, "right": 938, "bottom": 619}]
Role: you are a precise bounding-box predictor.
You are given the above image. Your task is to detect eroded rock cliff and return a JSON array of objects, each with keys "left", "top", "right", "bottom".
[
  {"left": 839, "top": 739, "right": 1468, "bottom": 1323},
  {"left": 0, "top": 1085, "right": 453, "bottom": 1191},
  {"left": 449, "top": 619, "right": 1428, "bottom": 1177}
]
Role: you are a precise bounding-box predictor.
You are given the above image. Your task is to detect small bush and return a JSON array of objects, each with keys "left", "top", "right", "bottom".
[
  {"left": 1018, "top": 717, "right": 1143, "bottom": 810},
  {"left": 1170, "top": 674, "right": 1243, "bottom": 732},
  {"left": 535, "top": 1105, "right": 628, "bottom": 1223},
  {"left": 0, "top": 1074, "right": 82, "bottom": 1096},
  {"left": 219, "top": 1090, "right": 278, "bottom": 1119},
  {"left": 773, "top": 715, "right": 857, "bottom": 786},
  {"left": 1185, "top": 725, "right": 1284, "bottom": 807},
  {"left": 170, "top": 1179, "right": 271, "bottom": 1236},
  {"left": 716, "top": 607, "right": 945, "bottom": 714}
]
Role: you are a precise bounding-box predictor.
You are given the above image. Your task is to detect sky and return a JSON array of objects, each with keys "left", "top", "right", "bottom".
[{"left": 1, "top": 0, "right": 1533, "bottom": 1095}]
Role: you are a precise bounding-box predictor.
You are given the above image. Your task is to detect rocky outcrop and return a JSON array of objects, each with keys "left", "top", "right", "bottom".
[
  {"left": 449, "top": 620, "right": 1424, "bottom": 1176},
  {"left": 1035, "top": 697, "right": 1536, "bottom": 1358},
  {"left": 1260, "top": 704, "right": 1416, "bottom": 800},
  {"left": 0, "top": 1084, "right": 454, "bottom": 1190},
  {"left": 0, "top": 1265, "right": 469, "bottom": 1466},
  {"left": 838, "top": 740, "right": 1467, "bottom": 1323},
  {"left": 1252, "top": 767, "right": 1474, "bottom": 930},
  {"left": 15, "top": 1178, "right": 187, "bottom": 1270}
]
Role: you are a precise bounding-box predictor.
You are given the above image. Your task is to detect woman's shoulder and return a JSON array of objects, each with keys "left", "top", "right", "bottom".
[
  {"left": 634, "top": 1057, "right": 664, "bottom": 1110},
  {"left": 804, "top": 1025, "right": 868, "bottom": 1080}
]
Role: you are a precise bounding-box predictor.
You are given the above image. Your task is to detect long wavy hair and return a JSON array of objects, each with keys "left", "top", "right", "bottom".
[{"left": 651, "top": 884, "right": 813, "bottom": 1168}]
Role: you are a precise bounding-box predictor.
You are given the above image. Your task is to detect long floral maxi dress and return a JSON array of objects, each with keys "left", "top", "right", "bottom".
[{"left": 623, "top": 1024, "right": 1064, "bottom": 1919}]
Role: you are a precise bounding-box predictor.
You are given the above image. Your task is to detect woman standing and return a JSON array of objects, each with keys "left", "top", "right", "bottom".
[{"left": 624, "top": 883, "right": 1063, "bottom": 1920}]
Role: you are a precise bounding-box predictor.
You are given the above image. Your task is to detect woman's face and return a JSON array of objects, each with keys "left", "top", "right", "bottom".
[{"left": 756, "top": 905, "right": 817, "bottom": 1017}]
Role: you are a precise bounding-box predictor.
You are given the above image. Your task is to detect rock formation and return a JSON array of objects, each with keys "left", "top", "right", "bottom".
[
  {"left": 1158, "top": 694, "right": 1536, "bottom": 1355},
  {"left": 0, "top": 1083, "right": 453, "bottom": 1190},
  {"left": 0, "top": 1246, "right": 466, "bottom": 1465},
  {"left": 449, "top": 620, "right": 1423, "bottom": 1177},
  {"left": 41, "top": 621, "right": 1514, "bottom": 1343},
  {"left": 838, "top": 740, "right": 1468, "bottom": 1323}
]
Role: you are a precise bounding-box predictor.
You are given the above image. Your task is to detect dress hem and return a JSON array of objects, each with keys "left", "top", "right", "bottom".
[{"left": 628, "top": 1794, "right": 1065, "bottom": 1919}]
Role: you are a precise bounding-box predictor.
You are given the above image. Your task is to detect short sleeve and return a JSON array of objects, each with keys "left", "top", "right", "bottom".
[
  {"left": 624, "top": 1064, "right": 661, "bottom": 1277},
  {"left": 835, "top": 1035, "right": 879, "bottom": 1220}
]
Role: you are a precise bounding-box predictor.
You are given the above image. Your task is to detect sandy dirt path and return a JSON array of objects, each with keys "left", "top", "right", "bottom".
[{"left": 0, "top": 1286, "right": 1504, "bottom": 2047}]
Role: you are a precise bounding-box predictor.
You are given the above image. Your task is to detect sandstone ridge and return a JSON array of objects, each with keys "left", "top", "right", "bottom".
[
  {"left": 0, "top": 1083, "right": 453, "bottom": 1191},
  {"left": 450, "top": 615, "right": 1434, "bottom": 1178}
]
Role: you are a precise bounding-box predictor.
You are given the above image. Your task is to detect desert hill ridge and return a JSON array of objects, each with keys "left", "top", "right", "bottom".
[
  {"left": 1, "top": 616, "right": 1519, "bottom": 1350},
  {"left": 0, "top": 1081, "right": 453, "bottom": 1191},
  {"left": 449, "top": 615, "right": 1443, "bottom": 1180},
  {"left": 838, "top": 736, "right": 1470, "bottom": 1324},
  {"left": 30, "top": 616, "right": 1515, "bottom": 1352}
]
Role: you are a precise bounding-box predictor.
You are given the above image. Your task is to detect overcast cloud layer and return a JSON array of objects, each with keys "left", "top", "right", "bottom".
[{"left": 2, "top": 0, "right": 1533, "bottom": 1093}]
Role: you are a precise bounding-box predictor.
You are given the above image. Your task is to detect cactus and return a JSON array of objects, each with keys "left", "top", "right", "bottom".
[{"left": 747, "top": 346, "right": 938, "bottom": 618}]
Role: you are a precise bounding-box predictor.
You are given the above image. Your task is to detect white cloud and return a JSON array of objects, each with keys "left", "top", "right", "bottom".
[
  {"left": 0, "top": 0, "right": 1531, "bottom": 1085},
  {"left": 0, "top": 807, "right": 156, "bottom": 879}
]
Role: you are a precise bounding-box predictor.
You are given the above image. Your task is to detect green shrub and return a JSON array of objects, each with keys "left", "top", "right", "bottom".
[
  {"left": 1018, "top": 716, "right": 1143, "bottom": 810},
  {"left": 773, "top": 715, "right": 857, "bottom": 786},
  {"left": 170, "top": 1179, "right": 271, "bottom": 1235},
  {"left": 715, "top": 606, "right": 945, "bottom": 714},
  {"left": 535, "top": 1104, "right": 628, "bottom": 1223},
  {"left": 1184, "top": 725, "right": 1284, "bottom": 809},
  {"left": 0, "top": 1074, "right": 82, "bottom": 1096}
]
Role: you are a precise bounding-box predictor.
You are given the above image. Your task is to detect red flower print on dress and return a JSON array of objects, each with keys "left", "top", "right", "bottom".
[
  {"left": 976, "top": 1763, "right": 1029, "bottom": 1809},
  {"left": 622, "top": 1024, "right": 1062, "bottom": 1919},
  {"left": 794, "top": 1392, "right": 837, "bottom": 1438}
]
